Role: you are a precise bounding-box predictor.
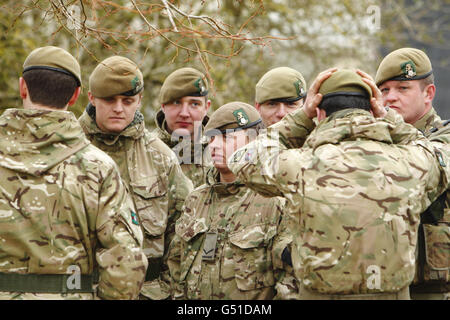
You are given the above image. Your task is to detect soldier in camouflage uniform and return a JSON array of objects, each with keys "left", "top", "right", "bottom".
[
  {"left": 152, "top": 67, "right": 212, "bottom": 188},
  {"left": 227, "top": 69, "right": 448, "bottom": 299},
  {"left": 0, "top": 46, "right": 147, "bottom": 300},
  {"left": 78, "top": 56, "right": 193, "bottom": 300},
  {"left": 254, "top": 66, "right": 310, "bottom": 298},
  {"left": 167, "top": 102, "right": 294, "bottom": 300},
  {"left": 376, "top": 48, "right": 450, "bottom": 300},
  {"left": 255, "top": 67, "right": 307, "bottom": 127}
]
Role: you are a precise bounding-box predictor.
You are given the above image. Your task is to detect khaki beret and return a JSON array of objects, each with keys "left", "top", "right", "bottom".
[
  {"left": 89, "top": 56, "right": 143, "bottom": 98},
  {"left": 204, "top": 101, "right": 262, "bottom": 136},
  {"left": 319, "top": 69, "right": 372, "bottom": 99},
  {"left": 255, "top": 67, "right": 307, "bottom": 103},
  {"left": 23, "top": 46, "right": 81, "bottom": 86},
  {"left": 375, "top": 48, "right": 433, "bottom": 86},
  {"left": 159, "top": 67, "right": 208, "bottom": 104}
]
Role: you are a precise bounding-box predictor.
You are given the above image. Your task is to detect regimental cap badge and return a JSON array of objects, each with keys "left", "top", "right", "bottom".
[
  {"left": 194, "top": 77, "right": 207, "bottom": 95},
  {"left": 131, "top": 75, "right": 142, "bottom": 93},
  {"left": 294, "top": 79, "right": 306, "bottom": 98},
  {"left": 401, "top": 60, "right": 417, "bottom": 79},
  {"left": 233, "top": 108, "right": 249, "bottom": 126}
]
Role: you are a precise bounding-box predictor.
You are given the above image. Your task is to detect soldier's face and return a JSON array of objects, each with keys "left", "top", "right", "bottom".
[
  {"left": 208, "top": 130, "right": 250, "bottom": 170},
  {"left": 255, "top": 100, "right": 303, "bottom": 127},
  {"left": 379, "top": 80, "right": 431, "bottom": 124},
  {"left": 162, "top": 96, "right": 210, "bottom": 138},
  {"left": 89, "top": 93, "right": 142, "bottom": 133}
]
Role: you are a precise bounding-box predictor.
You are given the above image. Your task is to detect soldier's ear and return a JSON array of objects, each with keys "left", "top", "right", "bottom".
[
  {"left": 423, "top": 84, "right": 436, "bottom": 104},
  {"left": 67, "top": 87, "right": 81, "bottom": 106},
  {"left": 254, "top": 102, "right": 261, "bottom": 112},
  {"left": 19, "top": 77, "right": 28, "bottom": 99},
  {"left": 88, "top": 92, "right": 96, "bottom": 106},
  {"left": 317, "top": 108, "right": 326, "bottom": 121}
]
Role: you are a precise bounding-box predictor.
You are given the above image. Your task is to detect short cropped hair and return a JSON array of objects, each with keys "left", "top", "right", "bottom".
[
  {"left": 319, "top": 95, "right": 371, "bottom": 116},
  {"left": 419, "top": 74, "right": 435, "bottom": 91},
  {"left": 23, "top": 69, "right": 78, "bottom": 109}
]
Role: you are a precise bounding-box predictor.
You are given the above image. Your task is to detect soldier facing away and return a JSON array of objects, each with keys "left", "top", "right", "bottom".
[
  {"left": 376, "top": 48, "right": 450, "bottom": 300},
  {"left": 78, "top": 56, "right": 193, "bottom": 300},
  {"left": 167, "top": 102, "right": 293, "bottom": 299},
  {"left": 152, "top": 67, "right": 213, "bottom": 188},
  {"left": 228, "top": 69, "right": 448, "bottom": 299},
  {"left": 0, "top": 46, "right": 147, "bottom": 300}
]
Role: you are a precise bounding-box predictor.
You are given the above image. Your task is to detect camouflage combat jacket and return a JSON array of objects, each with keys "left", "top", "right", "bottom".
[
  {"left": 411, "top": 107, "right": 450, "bottom": 293},
  {"left": 152, "top": 109, "right": 211, "bottom": 188},
  {"left": 167, "top": 168, "right": 287, "bottom": 300},
  {"left": 414, "top": 107, "right": 443, "bottom": 137},
  {"left": 79, "top": 105, "right": 193, "bottom": 299},
  {"left": 229, "top": 107, "right": 448, "bottom": 295},
  {"left": 0, "top": 108, "right": 147, "bottom": 300}
]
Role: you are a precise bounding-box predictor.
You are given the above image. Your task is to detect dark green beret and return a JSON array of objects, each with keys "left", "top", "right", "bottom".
[
  {"left": 23, "top": 46, "right": 81, "bottom": 86},
  {"left": 89, "top": 56, "right": 143, "bottom": 98},
  {"left": 255, "top": 67, "right": 307, "bottom": 103},
  {"left": 159, "top": 67, "right": 208, "bottom": 104},
  {"left": 204, "top": 101, "right": 262, "bottom": 136},
  {"left": 375, "top": 48, "right": 433, "bottom": 86},
  {"left": 319, "top": 69, "right": 372, "bottom": 98}
]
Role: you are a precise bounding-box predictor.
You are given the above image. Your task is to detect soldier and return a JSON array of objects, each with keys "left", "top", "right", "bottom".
[
  {"left": 153, "top": 67, "right": 212, "bottom": 188},
  {"left": 254, "top": 66, "right": 308, "bottom": 297},
  {"left": 167, "top": 102, "right": 292, "bottom": 299},
  {"left": 376, "top": 48, "right": 449, "bottom": 300},
  {"left": 78, "top": 56, "right": 193, "bottom": 300},
  {"left": 0, "top": 46, "right": 147, "bottom": 300},
  {"left": 255, "top": 67, "right": 307, "bottom": 127},
  {"left": 227, "top": 69, "right": 448, "bottom": 299}
]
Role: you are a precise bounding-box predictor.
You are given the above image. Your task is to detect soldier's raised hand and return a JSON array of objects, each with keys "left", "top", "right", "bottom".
[
  {"left": 303, "top": 68, "right": 338, "bottom": 119},
  {"left": 356, "top": 69, "right": 387, "bottom": 118}
]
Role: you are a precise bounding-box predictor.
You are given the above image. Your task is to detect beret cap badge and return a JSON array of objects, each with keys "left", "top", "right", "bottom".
[
  {"left": 194, "top": 78, "right": 207, "bottom": 95},
  {"left": 401, "top": 60, "right": 417, "bottom": 78},
  {"left": 233, "top": 108, "right": 249, "bottom": 126}
]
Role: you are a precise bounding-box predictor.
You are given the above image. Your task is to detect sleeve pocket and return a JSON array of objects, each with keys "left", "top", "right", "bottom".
[{"left": 423, "top": 223, "right": 450, "bottom": 282}]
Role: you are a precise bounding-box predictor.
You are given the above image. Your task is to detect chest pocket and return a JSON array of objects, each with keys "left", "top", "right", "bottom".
[
  {"left": 130, "top": 175, "right": 168, "bottom": 237},
  {"left": 227, "top": 223, "right": 277, "bottom": 291}
]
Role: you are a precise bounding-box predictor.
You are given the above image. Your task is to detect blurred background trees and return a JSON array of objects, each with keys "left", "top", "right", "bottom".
[{"left": 1, "top": 0, "right": 449, "bottom": 128}]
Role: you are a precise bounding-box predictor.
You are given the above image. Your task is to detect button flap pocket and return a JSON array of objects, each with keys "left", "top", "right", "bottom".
[
  {"left": 131, "top": 176, "right": 168, "bottom": 237},
  {"left": 423, "top": 223, "right": 450, "bottom": 270}
]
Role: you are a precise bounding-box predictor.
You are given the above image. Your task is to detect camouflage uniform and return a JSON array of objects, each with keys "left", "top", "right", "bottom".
[
  {"left": 152, "top": 109, "right": 211, "bottom": 188},
  {"left": 228, "top": 106, "right": 448, "bottom": 297},
  {"left": 410, "top": 108, "right": 450, "bottom": 299},
  {"left": 0, "top": 109, "right": 147, "bottom": 300},
  {"left": 414, "top": 107, "right": 443, "bottom": 136},
  {"left": 79, "top": 106, "right": 193, "bottom": 299},
  {"left": 375, "top": 48, "right": 449, "bottom": 299},
  {"left": 167, "top": 168, "right": 287, "bottom": 300}
]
